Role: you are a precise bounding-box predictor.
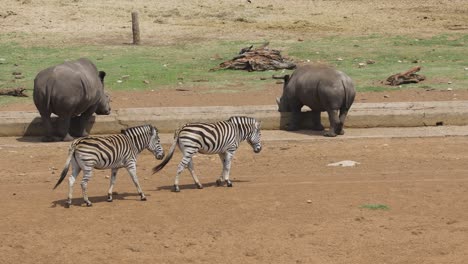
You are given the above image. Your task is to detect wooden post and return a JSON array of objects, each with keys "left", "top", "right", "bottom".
[{"left": 131, "top": 11, "right": 140, "bottom": 45}]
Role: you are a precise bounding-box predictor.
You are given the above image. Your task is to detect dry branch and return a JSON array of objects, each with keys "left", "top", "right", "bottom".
[
  {"left": 0, "top": 87, "right": 28, "bottom": 97},
  {"left": 386, "top": 66, "right": 426, "bottom": 86},
  {"left": 212, "top": 46, "right": 296, "bottom": 72}
]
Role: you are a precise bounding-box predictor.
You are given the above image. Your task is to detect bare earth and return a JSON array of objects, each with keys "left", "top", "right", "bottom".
[{"left": 1, "top": 0, "right": 468, "bottom": 263}]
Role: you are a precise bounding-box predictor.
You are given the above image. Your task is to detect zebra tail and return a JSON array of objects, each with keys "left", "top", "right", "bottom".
[
  {"left": 152, "top": 136, "right": 177, "bottom": 174},
  {"left": 53, "top": 145, "right": 75, "bottom": 190}
]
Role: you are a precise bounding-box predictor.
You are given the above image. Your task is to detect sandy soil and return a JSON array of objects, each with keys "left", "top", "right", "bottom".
[
  {"left": 1, "top": 1, "right": 468, "bottom": 263},
  {"left": 0, "top": 136, "right": 467, "bottom": 263}
]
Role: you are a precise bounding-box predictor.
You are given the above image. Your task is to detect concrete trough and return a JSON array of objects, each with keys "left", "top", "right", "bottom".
[{"left": 0, "top": 101, "right": 467, "bottom": 137}]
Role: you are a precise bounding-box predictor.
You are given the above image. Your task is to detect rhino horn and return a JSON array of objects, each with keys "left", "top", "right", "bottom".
[{"left": 276, "top": 97, "right": 281, "bottom": 106}]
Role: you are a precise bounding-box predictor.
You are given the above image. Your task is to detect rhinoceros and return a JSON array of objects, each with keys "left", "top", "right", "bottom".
[
  {"left": 33, "top": 58, "right": 111, "bottom": 142},
  {"left": 276, "top": 64, "right": 356, "bottom": 137}
]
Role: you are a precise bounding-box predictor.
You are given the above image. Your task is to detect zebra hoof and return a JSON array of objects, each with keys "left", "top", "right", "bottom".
[
  {"left": 196, "top": 183, "right": 203, "bottom": 189},
  {"left": 141, "top": 196, "right": 147, "bottom": 201},
  {"left": 226, "top": 181, "right": 233, "bottom": 187},
  {"left": 64, "top": 202, "right": 71, "bottom": 208},
  {"left": 85, "top": 201, "right": 93, "bottom": 207},
  {"left": 173, "top": 185, "right": 180, "bottom": 192},
  {"left": 107, "top": 195, "right": 113, "bottom": 202},
  {"left": 216, "top": 179, "right": 224, "bottom": 186}
]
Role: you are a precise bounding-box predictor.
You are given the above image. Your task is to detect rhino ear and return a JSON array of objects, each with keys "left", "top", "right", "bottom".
[
  {"left": 99, "top": 71, "right": 106, "bottom": 82},
  {"left": 283, "top": 74, "right": 290, "bottom": 84}
]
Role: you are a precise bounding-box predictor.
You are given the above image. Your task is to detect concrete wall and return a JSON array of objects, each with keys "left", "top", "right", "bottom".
[{"left": 1, "top": 101, "right": 467, "bottom": 137}]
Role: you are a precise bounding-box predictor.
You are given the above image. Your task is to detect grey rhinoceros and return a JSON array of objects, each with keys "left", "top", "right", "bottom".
[
  {"left": 276, "top": 64, "right": 356, "bottom": 137},
  {"left": 33, "top": 58, "right": 111, "bottom": 142}
]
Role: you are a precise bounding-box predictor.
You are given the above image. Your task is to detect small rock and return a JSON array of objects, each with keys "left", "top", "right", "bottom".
[
  {"left": 105, "top": 175, "right": 110, "bottom": 179},
  {"left": 447, "top": 88, "right": 453, "bottom": 91},
  {"left": 307, "top": 200, "right": 312, "bottom": 203},
  {"left": 398, "top": 60, "right": 402, "bottom": 63},
  {"left": 0, "top": 58, "right": 6, "bottom": 64},
  {"left": 121, "top": 75, "right": 130, "bottom": 80},
  {"left": 384, "top": 95, "right": 390, "bottom": 98},
  {"left": 143, "top": 80, "right": 150, "bottom": 84},
  {"left": 337, "top": 57, "right": 344, "bottom": 61},
  {"left": 358, "top": 62, "right": 365, "bottom": 68},
  {"left": 116, "top": 80, "right": 123, "bottom": 83},
  {"left": 447, "top": 81, "right": 452, "bottom": 84},
  {"left": 366, "top": 60, "right": 376, "bottom": 64},
  {"left": 297, "top": 38, "right": 303, "bottom": 42},
  {"left": 464, "top": 67, "right": 468, "bottom": 71}
]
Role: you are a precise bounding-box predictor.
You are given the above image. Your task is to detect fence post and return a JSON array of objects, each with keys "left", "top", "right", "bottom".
[{"left": 132, "top": 11, "right": 140, "bottom": 45}]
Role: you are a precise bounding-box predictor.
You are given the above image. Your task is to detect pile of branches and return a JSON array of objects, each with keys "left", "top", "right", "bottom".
[
  {"left": 212, "top": 45, "right": 296, "bottom": 72},
  {"left": 385, "top": 66, "right": 426, "bottom": 86}
]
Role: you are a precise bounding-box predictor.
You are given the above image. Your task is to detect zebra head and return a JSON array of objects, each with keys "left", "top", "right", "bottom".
[
  {"left": 248, "top": 120, "right": 262, "bottom": 154},
  {"left": 148, "top": 126, "right": 165, "bottom": 160}
]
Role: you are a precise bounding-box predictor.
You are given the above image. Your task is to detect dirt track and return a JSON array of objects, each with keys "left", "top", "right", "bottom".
[{"left": 1, "top": 134, "right": 468, "bottom": 263}]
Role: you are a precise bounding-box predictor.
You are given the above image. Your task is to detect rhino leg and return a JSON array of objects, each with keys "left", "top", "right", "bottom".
[
  {"left": 337, "top": 109, "right": 349, "bottom": 135},
  {"left": 310, "top": 111, "right": 324, "bottom": 131},
  {"left": 324, "top": 109, "right": 341, "bottom": 137},
  {"left": 39, "top": 113, "right": 56, "bottom": 142},
  {"left": 56, "top": 116, "right": 74, "bottom": 141},
  {"left": 74, "top": 107, "right": 97, "bottom": 137},
  {"left": 287, "top": 111, "right": 301, "bottom": 131}
]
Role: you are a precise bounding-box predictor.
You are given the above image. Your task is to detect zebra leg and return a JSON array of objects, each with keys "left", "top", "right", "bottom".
[
  {"left": 216, "top": 153, "right": 227, "bottom": 186},
  {"left": 107, "top": 168, "right": 118, "bottom": 202},
  {"left": 80, "top": 169, "right": 93, "bottom": 207},
  {"left": 223, "top": 151, "right": 235, "bottom": 187},
  {"left": 125, "top": 165, "right": 146, "bottom": 201},
  {"left": 66, "top": 162, "right": 81, "bottom": 208},
  {"left": 173, "top": 153, "right": 194, "bottom": 192},
  {"left": 187, "top": 160, "right": 203, "bottom": 189}
]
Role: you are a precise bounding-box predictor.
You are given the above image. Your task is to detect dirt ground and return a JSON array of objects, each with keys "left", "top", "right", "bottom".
[
  {"left": 0, "top": 135, "right": 467, "bottom": 263},
  {"left": 1, "top": 0, "right": 468, "bottom": 263}
]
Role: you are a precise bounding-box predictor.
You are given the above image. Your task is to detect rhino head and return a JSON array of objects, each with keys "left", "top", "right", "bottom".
[
  {"left": 95, "top": 71, "right": 111, "bottom": 115},
  {"left": 276, "top": 74, "right": 291, "bottom": 112}
]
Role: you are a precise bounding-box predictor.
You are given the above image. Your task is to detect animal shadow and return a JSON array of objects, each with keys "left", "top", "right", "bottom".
[
  {"left": 50, "top": 192, "right": 143, "bottom": 208},
  {"left": 156, "top": 179, "right": 250, "bottom": 192}
]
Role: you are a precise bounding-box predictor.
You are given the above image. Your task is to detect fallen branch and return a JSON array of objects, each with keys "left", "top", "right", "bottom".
[
  {"left": 385, "top": 66, "right": 426, "bottom": 86},
  {"left": 0, "top": 87, "right": 28, "bottom": 97}
]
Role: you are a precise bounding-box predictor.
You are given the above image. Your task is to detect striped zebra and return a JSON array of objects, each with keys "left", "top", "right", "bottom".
[
  {"left": 53, "top": 124, "right": 164, "bottom": 207},
  {"left": 153, "top": 116, "right": 262, "bottom": 192}
]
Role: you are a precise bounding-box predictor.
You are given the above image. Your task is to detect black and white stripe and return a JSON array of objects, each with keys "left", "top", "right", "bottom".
[
  {"left": 54, "top": 124, "right": 164, "bottom": 207},
  {"left": 153, "top": 116, "right": 262, "bottom": 192}
]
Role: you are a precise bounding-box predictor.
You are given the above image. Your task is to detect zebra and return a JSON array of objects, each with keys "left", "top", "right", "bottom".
[
  {"left": 53, "top": 124, "right": 165, "bottom": 207},
  {"left": 153, "top": 116, "right": 262, "bottom": 192}
]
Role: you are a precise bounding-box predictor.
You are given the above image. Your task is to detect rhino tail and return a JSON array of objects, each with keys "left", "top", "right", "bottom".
[
  {"left": 53, "top": 143, "right": 76, "bottom": 190},
  {"left": 341, "top": 77, "right": 355, "bottom": 111}
]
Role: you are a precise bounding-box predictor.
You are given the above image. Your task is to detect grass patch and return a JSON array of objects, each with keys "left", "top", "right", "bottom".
[
  {"left": 360, "top": 204, "right": 390, "bottom": 210},
  {"left": 0, "top": 33, "right": 466, "bottom": 106}
]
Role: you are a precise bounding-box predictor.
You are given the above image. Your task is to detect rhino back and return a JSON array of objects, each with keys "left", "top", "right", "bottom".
[
  {"left": 287, "top": 64, "right": 352, "bottom": 111},
  {"left": 33, "top": 59, "right": 104, "bottom": 117}
]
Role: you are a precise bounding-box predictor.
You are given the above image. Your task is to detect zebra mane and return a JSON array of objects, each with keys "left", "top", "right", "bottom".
[{"left": 121, "top": 124, "right": 156, "bottom": 137}]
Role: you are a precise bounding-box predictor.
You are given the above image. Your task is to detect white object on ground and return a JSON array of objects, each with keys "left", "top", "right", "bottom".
[{"left": 327, "top": 160, "right": 360, "bottom": 167}]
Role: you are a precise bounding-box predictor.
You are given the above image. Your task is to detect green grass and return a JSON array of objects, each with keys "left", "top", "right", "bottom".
[
  {"left": 0, "top": 33, "right": 466, "bottom": 106},
  {"left": 360, "top": 204, "right": 390, "bottom": 211}
]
